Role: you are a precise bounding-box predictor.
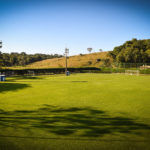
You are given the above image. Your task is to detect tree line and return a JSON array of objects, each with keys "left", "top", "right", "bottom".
[
  {"left": 109, "top": 38, "right": 150, "bottom": 63},
  {"left": 0, "top": 52, "right": 62, "bottom": 67}
]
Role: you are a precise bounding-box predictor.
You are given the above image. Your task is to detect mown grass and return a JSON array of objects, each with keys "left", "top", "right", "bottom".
[{"left": 0, "top": 74, "right": 150, "bottom": 150}]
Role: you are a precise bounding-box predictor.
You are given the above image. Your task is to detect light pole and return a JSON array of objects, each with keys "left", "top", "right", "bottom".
[
  {"left": 65, "top": 48, "right": 69, "bottom": 74},
  {"left": 0, "top": 41, "right": 5, "bottom": 81},
  {"left": 0, "top": 41, "right": 2, "bottom": 71}
]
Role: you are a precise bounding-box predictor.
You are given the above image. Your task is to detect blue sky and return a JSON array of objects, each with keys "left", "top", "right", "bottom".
[{"left": 0, "top": 0, "right": 150, "bottom": 55}]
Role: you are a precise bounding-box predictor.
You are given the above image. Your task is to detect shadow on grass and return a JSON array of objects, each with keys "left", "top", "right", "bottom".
[
  {"left": 7, "top": 76, "right": 44, "bottom": 82},
  {"left": 0, "top": 105, "right": 150, "bottom": 138},
  {"left": 71, "top": 81, "right": 88, "bottom": 83},
  {"left": 0, "top": 83, "right": 31, "bottom": 93}
]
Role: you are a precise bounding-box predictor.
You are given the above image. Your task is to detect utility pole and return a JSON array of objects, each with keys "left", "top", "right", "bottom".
[{"left": 65, "top": 48, "right": 69, "bottom": 74}]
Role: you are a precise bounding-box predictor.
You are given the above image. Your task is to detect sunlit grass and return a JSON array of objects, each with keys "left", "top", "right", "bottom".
[{"left": 0, "top": 73, "right": 150, "bottom": 150}]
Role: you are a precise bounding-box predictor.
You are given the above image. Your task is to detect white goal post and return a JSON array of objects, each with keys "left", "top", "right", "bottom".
[
  {"left": 125, "top": 70, "right": 140, "bottom": 75},
  {"left": 27, "top": 70, "right": 35, "bottom": 76}
]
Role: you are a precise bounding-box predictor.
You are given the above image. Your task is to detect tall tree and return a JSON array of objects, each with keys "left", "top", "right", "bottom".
[{"left": 109, "top": 39, "right": 150, "bottom": 63}]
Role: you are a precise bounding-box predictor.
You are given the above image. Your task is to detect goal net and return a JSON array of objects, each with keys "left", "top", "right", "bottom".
[
  {"left": 125, "top": 70, "right": 140, "bottom": 75},
  {"left": 27, "top": 70, "right": 35, "bottom": 76}
]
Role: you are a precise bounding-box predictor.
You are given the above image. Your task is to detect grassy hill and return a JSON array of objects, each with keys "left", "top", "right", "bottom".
[{"left": 26, "top": 52, "right": 111, "bottom": 68}]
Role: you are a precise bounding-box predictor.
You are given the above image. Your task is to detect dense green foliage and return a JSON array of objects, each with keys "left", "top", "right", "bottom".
[
  {"left": 0, "top": 67, "right": 101, "bottom": 76},
  {"left": 0, "top": 74, "right": 150, "bottom": 150},
  {"left": 109, "top": 38, "right": 150, "bottom": 63},
  {"left": 0, "top": 52, "right": 62, "bottom": 67}
]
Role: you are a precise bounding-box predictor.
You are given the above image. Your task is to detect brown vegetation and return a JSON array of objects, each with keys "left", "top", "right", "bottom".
[{"left": 27, "top": 52, "right": 111, "bottom": 68}]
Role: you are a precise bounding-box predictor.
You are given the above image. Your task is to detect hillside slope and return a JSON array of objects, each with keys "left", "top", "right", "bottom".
[{"left": 27, "top": 52, "right": 111, "bottom": 68}]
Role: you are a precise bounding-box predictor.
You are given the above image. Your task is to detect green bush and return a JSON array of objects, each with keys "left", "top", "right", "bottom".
[{"left": 140, "top": 69, "right": 150, "bottom": 74}]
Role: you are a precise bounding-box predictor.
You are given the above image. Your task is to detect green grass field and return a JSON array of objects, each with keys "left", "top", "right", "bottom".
[{"left": 0, "top": 74, "right": 150, "bottom": 150}]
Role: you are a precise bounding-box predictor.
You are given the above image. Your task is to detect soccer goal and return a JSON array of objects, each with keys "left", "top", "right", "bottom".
[
  {"left": 27, "top": 70, "right": 35, "bottom": 76},
  {"left": 125, "top": 70, "right": 140, "bottom": 75}
]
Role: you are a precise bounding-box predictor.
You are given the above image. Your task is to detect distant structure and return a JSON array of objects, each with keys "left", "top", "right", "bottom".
[
  {"left": 65, "top": 48, "right": 69, "bottom": 74},
  {"left": 87, "top": 48, "right": 92, "bottom": 53},
  {"left": 99, "top": 49, "right": 103, "bottom": 52},
  {"left": 0, "top": 41, "right": 2, "bottom": 48}
]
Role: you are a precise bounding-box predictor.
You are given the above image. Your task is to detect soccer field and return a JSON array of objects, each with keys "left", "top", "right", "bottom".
[{"left": 0, "top": 74, "right": 150, "bottom": 150}]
